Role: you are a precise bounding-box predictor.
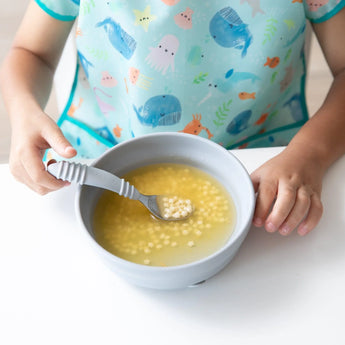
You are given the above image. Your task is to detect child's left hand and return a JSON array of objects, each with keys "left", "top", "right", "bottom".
[{"left": 250, "top": 148, "right": 324, "bottom": 236}]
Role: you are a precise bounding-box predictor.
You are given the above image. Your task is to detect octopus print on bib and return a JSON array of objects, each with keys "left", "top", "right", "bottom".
[
  {"left": 146, "top": 34, "right": 180, "bottom": 75},
  {"left": 35, "top": 0, "right": 345, "bottom": 160}
]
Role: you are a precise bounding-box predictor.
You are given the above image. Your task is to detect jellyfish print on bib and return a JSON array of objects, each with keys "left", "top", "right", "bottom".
[
  {"left": 174, "top": 7, "right": 194, "bottom": 29},
  {"left": 146, "top": 35, "right": 179, "bottom": 75},
  {"left": 305, "top": 0, "right": 329, "bottom": 12},
  {"left": 129, "top": 67, "right": 153, "bottom": 90},
  {"left": 161, "top": 0, "right": 181, "bottom": 6},
  {"left": 101, "top": 71, "right": 118, "bottom": 88}
]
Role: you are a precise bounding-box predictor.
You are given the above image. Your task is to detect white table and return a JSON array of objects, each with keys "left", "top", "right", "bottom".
[{"left": 1, "top": 147, "right": 344, "bottom": 345}]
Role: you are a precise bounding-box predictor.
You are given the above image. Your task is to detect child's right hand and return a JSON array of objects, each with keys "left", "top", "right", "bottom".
[{"left": 9, "top": 110, "right": 77, "bottom": 194}]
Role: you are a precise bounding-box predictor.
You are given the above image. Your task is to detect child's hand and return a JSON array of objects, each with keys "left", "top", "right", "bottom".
[
  {"left": 250, "top": 149, "right": 324, "bottom": 236},
  {"left": 9, "top": 111, "right": 77, "bottom": 195}
]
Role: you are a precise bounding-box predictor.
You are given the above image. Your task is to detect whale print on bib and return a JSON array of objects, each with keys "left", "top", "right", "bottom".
[
  {"left": 35, "top": 0, "right": 345, "bottom": 160},
  {"left": 96, "top": 18, "right": 137, "bottom": 60},
  {"left": 133, "top": 95, "right": 182, "bottom": 127},
  {"left": 209, "top": 7, "right": 253, "bottom": 58}
]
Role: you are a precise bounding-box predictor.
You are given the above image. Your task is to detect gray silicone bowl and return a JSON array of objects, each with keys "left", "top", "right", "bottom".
[{"left": 75, "top": 132, "right": 255, "bottom": 289}]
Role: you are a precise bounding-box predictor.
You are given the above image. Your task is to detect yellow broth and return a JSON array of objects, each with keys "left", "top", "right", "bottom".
[{"left": 93, "top": 163, "right": 236, "bottom": 266}]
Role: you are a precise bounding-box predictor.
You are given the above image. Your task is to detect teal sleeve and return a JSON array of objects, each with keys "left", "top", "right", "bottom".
[
  {"left": 35, "top": 0, "right": 79, "bottom": 21},
  {"left": 304, "top": 0, "right": 345, "bottom": 23}
]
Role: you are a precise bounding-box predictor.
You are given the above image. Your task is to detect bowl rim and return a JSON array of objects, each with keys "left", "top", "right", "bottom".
[{"left": 75, "top": 132, "right": 255, "bottom": 271}]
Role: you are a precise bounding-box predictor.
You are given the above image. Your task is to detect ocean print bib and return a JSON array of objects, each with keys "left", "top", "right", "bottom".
[{"left": 35, "top": 0, "right": 345, "bottom": 160}]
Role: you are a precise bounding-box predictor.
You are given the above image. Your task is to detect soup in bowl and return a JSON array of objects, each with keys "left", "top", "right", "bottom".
[{"left": 76, "top": 133, "right": 255, "bottom": 289}]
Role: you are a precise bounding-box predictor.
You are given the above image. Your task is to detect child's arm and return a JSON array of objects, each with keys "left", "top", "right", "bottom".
[
  {"left": 251, "top": 9, "right": 345, "bottom": 236},
  {"left": 0, "top": 1, "right": 77, "bottom": 194}
]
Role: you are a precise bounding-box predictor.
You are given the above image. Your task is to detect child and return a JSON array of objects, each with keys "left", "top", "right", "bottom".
[{"left": 1, "top": 0, "right": 345, "bottom": 237}]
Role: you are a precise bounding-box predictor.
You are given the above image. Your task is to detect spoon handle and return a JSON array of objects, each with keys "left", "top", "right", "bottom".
[{"left": 47, "top": 161, "right": 141, "bottom": 200}]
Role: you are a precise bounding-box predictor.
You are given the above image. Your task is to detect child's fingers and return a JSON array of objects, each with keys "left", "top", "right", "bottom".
[
  {"left": 297, "top": 194, "right": 323, "bottom": 236},
  {"left": 10, "top": 158, "right": 35, "bottom": 190},
  {"left": 252, "top": 179, "right": 277, "bottom": 227},
  {"left": 250, "top": 173, "right": 260, "bottom": 193},
  {"left": 42, "top": 123, "right": 77, "bottom": 158},
  {"left": 22, "top": 148, "right": 70, "bottom": 193},
  {"left": 11, "top": 158, "right": 51, "bottom": 195},
  {"left": 278, "top": 186, "right": 312, "bottom": 236},
  {"left": 265, "top": 180, "right": 297, "bottom": 233}
]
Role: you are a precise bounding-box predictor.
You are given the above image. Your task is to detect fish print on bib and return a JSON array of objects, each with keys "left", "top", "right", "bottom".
[{"left": 34, "top": 0, "right": 345, "bottom": 160}]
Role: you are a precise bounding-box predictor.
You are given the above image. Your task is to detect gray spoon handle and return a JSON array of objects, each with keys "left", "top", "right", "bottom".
[{"left": 47, "top": 161, "right": 141, "bottom": 200}]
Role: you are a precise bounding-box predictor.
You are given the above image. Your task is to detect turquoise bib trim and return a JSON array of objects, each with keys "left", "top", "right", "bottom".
[
  {"left": 228, "top": 57, "right": 309, "bottom": 149},
  {"left": 43, "top": 64, "right": 113, "bottom": 162},
  {"left": 57, "top": 64, "right": 114, "bottom": 148},
  {"left": 309, "top": 1, "right": 345, "bottom": 23},
  {"left": 35, "top": 0, "right": 77, "bottom": 21},
  {"left": 227, "top": 120, "right": 306, "bottom": 149}
]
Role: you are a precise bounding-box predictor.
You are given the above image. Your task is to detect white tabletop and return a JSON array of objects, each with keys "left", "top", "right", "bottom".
[{"left": 1, "top": 147, "right": 345, "bottom": 345}]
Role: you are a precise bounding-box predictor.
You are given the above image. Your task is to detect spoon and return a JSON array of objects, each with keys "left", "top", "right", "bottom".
[{"left": 47, "top": 161, "right": 193, "bottom": 221}]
